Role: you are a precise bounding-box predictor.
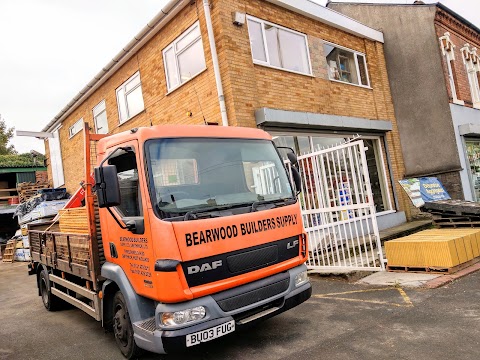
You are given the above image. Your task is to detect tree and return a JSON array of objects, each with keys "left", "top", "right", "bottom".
[{"left": 0, "top": 114, "right": 16, "bottom": 155}]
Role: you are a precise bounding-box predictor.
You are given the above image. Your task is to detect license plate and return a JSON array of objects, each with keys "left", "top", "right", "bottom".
[{"left": 186, "top": 320, "right": 235, "bottom": 347}]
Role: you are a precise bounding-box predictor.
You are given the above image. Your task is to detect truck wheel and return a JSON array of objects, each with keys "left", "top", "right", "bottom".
[
  {"left": 39, "top": 269, "right": 62, "bottom": 311},
  {"left": 113, "top": 291, "right": 143, "bottom": 359}
]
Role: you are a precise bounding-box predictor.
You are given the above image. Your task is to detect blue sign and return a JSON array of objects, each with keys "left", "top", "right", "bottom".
[
  {"left": 399, "top": 177, "right": 450, "bottom": 207},
  {"left": 419, "top": 177, "right": 451, "bottom": 202}
]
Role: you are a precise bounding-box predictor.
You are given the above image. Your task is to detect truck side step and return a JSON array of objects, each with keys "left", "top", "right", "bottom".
[{"left": 49, "top": 274, "right": 101, "bottom": 321}]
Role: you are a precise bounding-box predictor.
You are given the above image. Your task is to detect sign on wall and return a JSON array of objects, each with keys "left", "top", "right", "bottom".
[{"left": 399, "top": 177, "right": 451, "bottom": 208}]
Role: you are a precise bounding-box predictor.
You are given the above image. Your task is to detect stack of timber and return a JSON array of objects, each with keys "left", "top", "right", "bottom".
[
  {"left": 58, "top": 207, "right": 89, "bottom": 234},
  {"left": 17, "top": 181, "right": 50, "bottom": 203},
  {"left": 2, "top": 239, "right": 17, "bottom": 263},
  {"left": 423, "top": 200, "right": 480, "bottom": 228},
  {"left": 385, "top": 229, "right": 480, "bottom": 273}
]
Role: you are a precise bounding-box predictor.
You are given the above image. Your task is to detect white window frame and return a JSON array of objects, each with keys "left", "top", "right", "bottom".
[
  {"left": 461, "top": 45, "right": 480, "bottom": 109},
  {"left": 323, "top": 41, "right": 371, "bottom": 88},
  {"left": 49, "top": 128, "right": 65, "bottom": 187},
  {"left": 68, "top": 118, "right": 83, "bottom": 139},
  {"left": 439, "top": 32, "right": 464, "bottom": 106},
  {"left": 116, "top": 71, "right": 145, "bottom": 124},
  {"left": 246, "top": 15, "right": 313, "bottom": 77},
  {"left": 162, "top": 21, "right": 207, "bottom": 93},
  {"left": 93, "top": 100, "right": 108, "bottom": 134}
]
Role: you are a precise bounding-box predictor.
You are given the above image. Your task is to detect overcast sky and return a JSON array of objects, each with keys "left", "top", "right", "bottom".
[{"left": 1, "top": 0, "right": 479, "bottom": 154}]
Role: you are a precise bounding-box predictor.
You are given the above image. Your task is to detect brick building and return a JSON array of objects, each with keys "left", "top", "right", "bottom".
[
  {"left": 38, "top": 0, "right": 409, "bottom": 228},
  {"left": 329, "top": 1, "right": 480, "bottom": 202}
]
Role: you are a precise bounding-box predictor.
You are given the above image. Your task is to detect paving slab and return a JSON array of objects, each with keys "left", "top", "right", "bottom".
[{"left": 357, "top": 271, "right": 440, "bottom": 287}]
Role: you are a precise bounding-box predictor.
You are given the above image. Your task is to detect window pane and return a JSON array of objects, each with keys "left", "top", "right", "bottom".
[
  {"left": 164, "top": 47, "right": 179, "bottom": 90},
  {"left": 178, "top": 39, "right": 206, "bottom": 83},
  {"left": 278, "top": 29, "right": 309, "bottom": 74},
  {"left": 94, "top": 110, "right": 108, "bottom": 134},
  {"left": 93, "top": 100, "right": 106, "bottom": 117},
  {"left": 364, "top": 139, "right": 387, "bottom": 212},
  {"left": 264, "top": 24, "right": 281, "bottom": 67},
  {"left": 357, "top": 54, "right": 369, "bottom": 86},
  {"left": 176, "top": 25, "right": 201, "bottom": 52},
  {"left": 125, "top": 74, "right": 140, "bottom": 92},
  {"left": 324, "top": 44, "right": 359, "bottom": 85},
  {"left": 273, "top": 135, "right": 295, "bottom": 160},
  {"left": 126, "top": 86, "right": 145, "bottom": 118},
  {"left": 109, "top": 152, "right": 141, "bottom": 217},
  {"left": 247, "top": 19, "right": 267, "bottom": 62},
  {"left": 117, "top": 87, "right": 128, "bottom": 122}
]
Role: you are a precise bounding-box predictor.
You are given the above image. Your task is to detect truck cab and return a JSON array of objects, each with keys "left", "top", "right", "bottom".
[{"left": 31, "top": 125, "right": 311, "bottom": 358}]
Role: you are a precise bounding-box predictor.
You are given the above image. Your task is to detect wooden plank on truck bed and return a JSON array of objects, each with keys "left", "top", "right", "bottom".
[{"left": 58, "top": 207, "right": 89, "bottom": 234}]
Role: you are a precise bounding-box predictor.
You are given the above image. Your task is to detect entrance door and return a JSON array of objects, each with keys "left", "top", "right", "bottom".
[{"left": 287, "top": 139, "right": 385, "bottom": 272}]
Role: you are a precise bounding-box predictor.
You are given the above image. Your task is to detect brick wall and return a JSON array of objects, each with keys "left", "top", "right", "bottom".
[
  {"left": 214, "top": 0, "right": 409, "bottom": 216},
  {"left": 46, "top": 2, "right": 222, "bottom": 193},
  {"left": 435, "top": 9, "right": 480, "bottom": 107},
  {"left": 35, "top": 171, "right": 49, "bottom": 184},
  {"left": 43, "top": 0, "right": 409, "bottom": 216}
]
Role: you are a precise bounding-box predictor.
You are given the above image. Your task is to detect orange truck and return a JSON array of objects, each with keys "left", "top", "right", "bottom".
[{"left": 27, "top": 124, "right": 311, "bottom": 358}]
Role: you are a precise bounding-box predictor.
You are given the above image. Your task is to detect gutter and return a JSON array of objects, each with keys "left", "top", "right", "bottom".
[
  {"left": 42, "top": 0, "right": 192, "bottom": 133},
  {"left": 203, "top": 0, "right": 228, "bottom": 126}
]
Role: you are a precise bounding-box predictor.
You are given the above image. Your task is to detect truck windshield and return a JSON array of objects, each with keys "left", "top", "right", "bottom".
[{"left": 146, "top": 138, "right": 294, "bottom": 218}]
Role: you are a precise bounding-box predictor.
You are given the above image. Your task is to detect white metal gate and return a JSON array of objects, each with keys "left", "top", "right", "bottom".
[{"left": 289, "top": 140, "right": 385, "bottom": 273}]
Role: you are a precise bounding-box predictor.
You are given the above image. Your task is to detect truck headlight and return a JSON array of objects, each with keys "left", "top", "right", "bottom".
[
  {"left": 295, "top": 271, "right": 309, "bottom": 287},
  {"left": 160, "top": 306, "right": 206, "bottom": 326}
]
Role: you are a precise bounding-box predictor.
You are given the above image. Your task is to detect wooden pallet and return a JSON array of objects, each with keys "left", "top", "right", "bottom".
[
  {"left": 2, "top": 240, "right": 17, "bottom": 263},
  {"left": 387, "top": 258, "right": 480, "bottom": 275},
  {"left": 17, "top": 181, "right": 51, "bottom": 203}
]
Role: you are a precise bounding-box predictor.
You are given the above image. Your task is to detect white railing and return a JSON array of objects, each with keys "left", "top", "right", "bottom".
[{"left": 290, "top": 140, "right": 385, "bottom": 273}]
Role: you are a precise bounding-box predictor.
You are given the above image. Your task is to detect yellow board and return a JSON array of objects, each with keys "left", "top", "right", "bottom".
[{"left": 385, "top": 229, "right": 480, "bottom": 269}]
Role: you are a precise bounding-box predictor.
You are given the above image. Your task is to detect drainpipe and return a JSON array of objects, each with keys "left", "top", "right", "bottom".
[{"left": 203, "top": 0, "right": 229, "bottom": 126}]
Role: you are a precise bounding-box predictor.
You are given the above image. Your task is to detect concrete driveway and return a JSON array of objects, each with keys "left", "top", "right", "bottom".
[{"left": 1, "top": 262, "right": 479, "bottom": 360}]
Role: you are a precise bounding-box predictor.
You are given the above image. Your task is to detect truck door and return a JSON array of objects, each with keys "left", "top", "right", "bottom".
[{"left": 101, "top": 141, "right": 155, "bottom": 297}]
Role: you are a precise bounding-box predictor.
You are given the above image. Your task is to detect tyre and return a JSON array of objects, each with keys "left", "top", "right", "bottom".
[
  {"left": 39, "top": 269, "right": 63, "bottom": 311},
  {"left": 113, "top": 291, "right": 143, "bottom": 359}
]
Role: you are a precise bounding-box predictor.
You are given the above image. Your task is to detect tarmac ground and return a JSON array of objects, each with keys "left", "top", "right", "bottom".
[{"left": 1, "top": 261, "right": 479, "bottom": 360}]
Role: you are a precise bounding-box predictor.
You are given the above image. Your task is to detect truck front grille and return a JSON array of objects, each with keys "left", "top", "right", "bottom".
[
  {"left": 180, "top": 236, "right": 300, "bottom": 287},
  {"left": 216, "top": 278, "right": 289, "bottom": 312}
]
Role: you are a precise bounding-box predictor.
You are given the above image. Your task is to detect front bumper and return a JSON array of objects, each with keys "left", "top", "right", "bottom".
[{"left": 133, "top": 264, "right": 311, "bottom": 354}]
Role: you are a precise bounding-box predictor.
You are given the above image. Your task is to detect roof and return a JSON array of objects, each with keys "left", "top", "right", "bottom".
[
  {"left": 42, "top": 0, "right": 384, "bottom": 133},
  {"left": 0, "top": 153, "right": 46, "bottom": 169},
  {"left": 327, "top": 1, "right": 480, "bottom": 35}
]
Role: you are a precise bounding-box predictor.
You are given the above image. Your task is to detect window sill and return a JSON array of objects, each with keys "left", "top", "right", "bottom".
[
  {"left": 252, "top": 61, "right": 314, "bottom": 78},
  {"left": 328, "top": 78, "right": 372, "bottom": 90},
  {"left": 452, "top": 99, "right": 465, "bottom": 106},
  {"left": 166, "top": 67, "right": 208, "bottom": 96},
  {"left": 119, "top": 109, "right": 146, "bottom": 126}
]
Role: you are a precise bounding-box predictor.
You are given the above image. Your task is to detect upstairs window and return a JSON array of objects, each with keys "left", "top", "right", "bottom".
[
  {"left": 163, "top": 21, "right": 207, "bottom": 92},
  {"left": 69, "top": 118, "right": 83, "bottom": 138},
  {"left": 323, "top": 42, "right": 370, "bottom": 87},
  {"left": 116, "top": 71, "right": 145, "bottom": 124},
  {"left": 461, "top": 44, "right": 480, "bottom": 108},
  {"left": 247, "top": 15, "right": 312, "bottom": 75},
  {"left": 93, "top": 100, "right": 108, "bottom": 134},
  {"left": 439, "top": 32, "right": 463, "bottom": 105}
]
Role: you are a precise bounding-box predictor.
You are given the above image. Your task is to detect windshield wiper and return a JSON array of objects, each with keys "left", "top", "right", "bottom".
[
  {"left": 250, "top": 198, "right": 296, "bottom": 212},
  {"left": 183, "top": 204, "right": 237, "bottom": 221}
]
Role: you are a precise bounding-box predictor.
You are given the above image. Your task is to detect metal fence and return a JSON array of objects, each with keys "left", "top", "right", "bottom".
[{"left": 289, "top": 140, "right": 385, "bottom": 273}]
